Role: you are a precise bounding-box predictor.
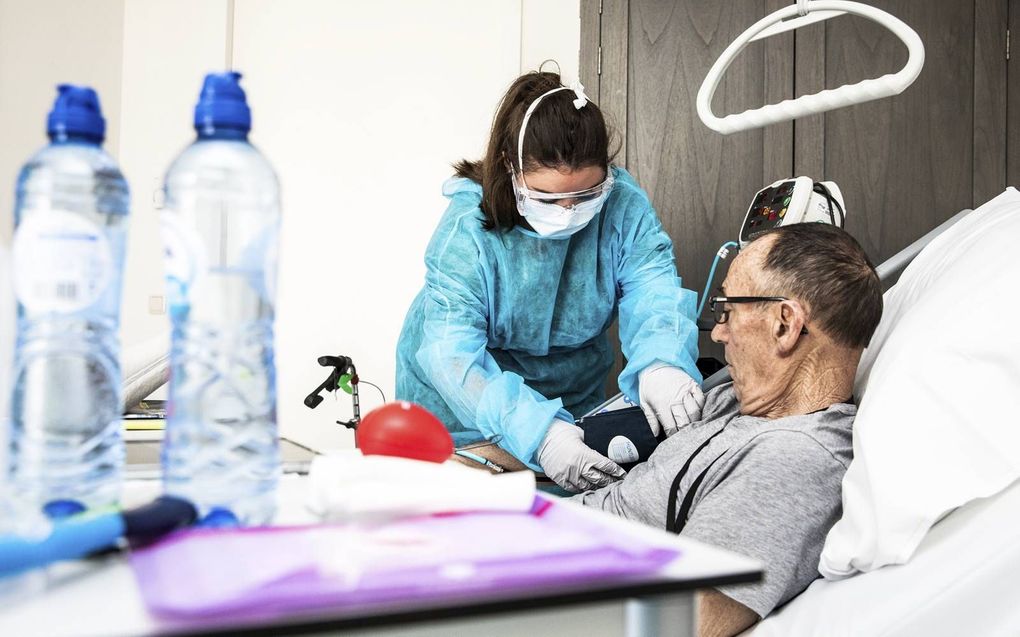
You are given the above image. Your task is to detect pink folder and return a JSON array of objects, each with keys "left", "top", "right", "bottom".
[{"left": 131, "top": 497, "right": 679, "bottom": 621}]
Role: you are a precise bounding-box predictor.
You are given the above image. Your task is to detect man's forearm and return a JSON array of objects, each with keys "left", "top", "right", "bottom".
[{"left": 697, "top": 589, "right": 759, "bottom": 637}]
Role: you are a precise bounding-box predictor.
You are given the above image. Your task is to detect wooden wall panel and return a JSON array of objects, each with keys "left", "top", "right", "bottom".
[
  {"left": 626, "top": 0, "right": 774, "bottom": 364},
  {"left": 626, "top": 0, "right": 768, "bottom": 294},
  {"left": 580, "top": 0, "right": 600, "bottom": 101},
  {"left": 822, "top": 0, "right": 975, "bottom": 264},
  {"left": 973, "top": 0, "right": 1008, "bottom": 205},
  {"left": 793, "top": 22, "right": 826, "bottom": 179},
  {"left": 601, "top": 0, "right": 630, "bottom": 167},
  {"left": 1009, "top": 0, "right": 1020, "bottom": 186},
  {"left": 596, "top": 0, "right": 630, "bottom": 392},
  {"left": 763, "top": 0, "right": 794, "bottom": 183}
]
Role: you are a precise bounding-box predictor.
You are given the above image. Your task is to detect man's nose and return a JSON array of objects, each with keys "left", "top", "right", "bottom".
[{"left": 711, "top": 322, "right": 727, "bottom": 344}]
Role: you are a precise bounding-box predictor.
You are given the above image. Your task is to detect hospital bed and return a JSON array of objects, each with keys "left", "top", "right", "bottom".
[{"left": 749, "top": 474, "right": 1020, "bottom": 635}]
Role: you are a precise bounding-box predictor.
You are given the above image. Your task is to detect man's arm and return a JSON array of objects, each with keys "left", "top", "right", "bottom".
[{"left": 697, "top": 589, "right": 759, "bottom": 637}]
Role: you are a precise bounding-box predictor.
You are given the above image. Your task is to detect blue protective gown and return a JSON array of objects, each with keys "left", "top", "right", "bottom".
[{"left": 395, "top": 166, "right": 700, "bottom": 470}]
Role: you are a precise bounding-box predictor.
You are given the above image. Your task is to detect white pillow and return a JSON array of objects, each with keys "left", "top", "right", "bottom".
[{"left": 819, "top": 188, "right": 1020, "bottom": 579}]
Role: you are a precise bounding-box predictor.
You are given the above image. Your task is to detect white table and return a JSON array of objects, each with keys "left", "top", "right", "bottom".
[{"left": 0, "top": 475, "right": 761, "bottom": 637}]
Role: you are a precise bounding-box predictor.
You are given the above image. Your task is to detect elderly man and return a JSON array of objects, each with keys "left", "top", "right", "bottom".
[{"left": 575, "top": 223, "right": 883, "bottom": 637}]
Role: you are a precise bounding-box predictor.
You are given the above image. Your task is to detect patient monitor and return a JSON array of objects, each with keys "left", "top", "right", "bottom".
[
  {"left": 739, "top": 177, "right": 846, "bottom": 247},
  {"left": 697, "top": 176, "right": 848, "bottom": 318}
]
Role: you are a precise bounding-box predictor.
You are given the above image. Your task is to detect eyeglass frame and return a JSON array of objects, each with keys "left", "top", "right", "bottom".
[{"left": 708, "top": 294, "right": 809, "bottom": 334}]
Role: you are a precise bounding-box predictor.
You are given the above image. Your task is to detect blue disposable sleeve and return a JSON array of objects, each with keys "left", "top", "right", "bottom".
[
  {"left": 415, "top": 212, "right": 570, "bottom": 471},
  {"left": 614, "top": 187, "right": 702, "bottom": 401}
]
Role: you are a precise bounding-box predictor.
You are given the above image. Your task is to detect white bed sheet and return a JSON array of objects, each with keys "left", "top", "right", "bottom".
[{"left": 749, "top": 477, "right": 1020, "bottom": 636}]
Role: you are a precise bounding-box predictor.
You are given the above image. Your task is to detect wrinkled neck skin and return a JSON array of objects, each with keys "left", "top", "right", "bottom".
[{"left": 740, "top": 343, "right": 860, "bottom": 420}]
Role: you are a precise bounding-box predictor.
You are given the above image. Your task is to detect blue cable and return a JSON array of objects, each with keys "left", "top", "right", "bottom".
[
  {"left": 697, "top": 241, "right": 739, "bottom": 318},
  {"left": 454, "top": 450, "right": 505, "bottom": 473}
]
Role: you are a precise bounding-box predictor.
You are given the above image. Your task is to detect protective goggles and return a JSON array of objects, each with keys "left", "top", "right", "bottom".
[
  {"left": 513, "top": 80, "right": 613, "bottom": 209},
  {"left": 511, "top": 169, "right": 615, "bottom": 209}
]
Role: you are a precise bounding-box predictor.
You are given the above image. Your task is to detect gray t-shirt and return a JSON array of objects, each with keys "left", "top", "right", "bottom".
[{"left": 574, "top": 383, "right": 854, "bottom": 618}]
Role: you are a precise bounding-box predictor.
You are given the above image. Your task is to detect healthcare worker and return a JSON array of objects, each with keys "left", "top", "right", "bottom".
[{"left": 396, "top": 71, "right": 703, "bottom": 492}]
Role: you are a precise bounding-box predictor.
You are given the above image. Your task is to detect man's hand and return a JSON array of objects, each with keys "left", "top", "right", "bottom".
[
  {"left": 537, "top": 419, "right": 626, "bottom": 492},
  {"left": 639, "top": 364, "right": 705, "bottom": 437}
]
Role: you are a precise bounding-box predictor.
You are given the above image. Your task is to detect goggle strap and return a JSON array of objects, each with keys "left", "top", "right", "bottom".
[{"left": 517, "top": 86, "right": 572, "bottom": 180}]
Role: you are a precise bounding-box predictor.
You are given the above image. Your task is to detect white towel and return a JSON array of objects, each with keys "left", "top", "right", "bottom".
[{"left": 306, "top": 450, "right": 536, "bottom": 522}]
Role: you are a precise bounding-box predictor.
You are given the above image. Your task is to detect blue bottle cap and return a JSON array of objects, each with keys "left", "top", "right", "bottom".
[
  {"left": 198, "top": 507, "right": 240, "bottom": 528},
  {"left": 43, "top": 499, "right": 87, "bottom": 519},
  {"left": 47, "top": 84, "right": 106, "bottom": 144},
  {"left": 193, "top": 71, "right": 252, "bottom": 135}
]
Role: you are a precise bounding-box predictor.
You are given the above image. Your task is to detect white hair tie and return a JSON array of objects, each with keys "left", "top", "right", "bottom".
[
  {"left": 516, "top": 81, "right": 594, "bottom": 173},
  {"left": 570, "top": 80, "right": 589, "bottom": 110}
]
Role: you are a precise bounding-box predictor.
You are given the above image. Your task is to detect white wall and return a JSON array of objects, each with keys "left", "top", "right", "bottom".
[
  {"left": 0, "top": 0, "right": 580, "bottom": 452},
  {"left": 0, "top": 0, "right": 126, "bottom": 247},
  {"left": 117, "top": 0, "right": 232, "bottom": 356},
  {"left": 522, "top": 0, "right": 582, "bottom": 85},
  {"left": 233, "top": 0, "right": 580, "bottom": 451},
  {"left": 233, "top": 0, "right": 515, "bottom": 449}
]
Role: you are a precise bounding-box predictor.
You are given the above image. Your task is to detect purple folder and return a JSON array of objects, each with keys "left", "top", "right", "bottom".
[{"left": 130, "top": 497, "right": 679, "bottom": 622}]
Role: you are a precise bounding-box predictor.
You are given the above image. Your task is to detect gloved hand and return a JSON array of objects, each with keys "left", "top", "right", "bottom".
[
  {"left": 536, "top": 419, "right": 626, "bottom": 493},
  {"left": 639, "top": 364, "right": 705, "bottom": 438}
]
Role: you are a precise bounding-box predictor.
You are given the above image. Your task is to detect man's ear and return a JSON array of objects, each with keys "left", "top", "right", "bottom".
[{"left": 773, "top": 299, "right": 807, "bottom": 355}]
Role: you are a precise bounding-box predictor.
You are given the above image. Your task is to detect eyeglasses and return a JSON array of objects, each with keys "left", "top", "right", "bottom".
[{"left": 708, "top": 294, "right": 809, "bottom": 334}]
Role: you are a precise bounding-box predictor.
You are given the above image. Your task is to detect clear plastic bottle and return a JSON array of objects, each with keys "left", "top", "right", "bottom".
[
  {"left": 2, "top": 244, "right": 47, "bottom": 600},
  {"left": 160, "top": 72, "right": 281, "bottom": 525},
  {"left": 8, "top": 85, "right": 129, "bottom": 514},
  {"left": 1, "top": 244, "right": 12, "bottom": 489}
]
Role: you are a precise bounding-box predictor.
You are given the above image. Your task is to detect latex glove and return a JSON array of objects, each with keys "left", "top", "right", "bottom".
[
  {"left": 639, "top": 365, "right": 705, "bottom": 438},
  {"left": 536, "top": 419, "right": 626, "bottom": 493}
]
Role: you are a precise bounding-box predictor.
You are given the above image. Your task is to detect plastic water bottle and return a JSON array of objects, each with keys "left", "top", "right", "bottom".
[
  {"left": 2, "top": 245, "right": 46, "bottom": 599},
  {"left": 160, "top": 72, "right": 281, "bottom": 525},
  {"left": 8, "top": 85, "right": 129, "bottom": 514},
  {"left": 1, "top": 252, "right": 48, "bottom": 597},
  {"left": 1, "top": 244, "right": 13, "bottom": 482}
]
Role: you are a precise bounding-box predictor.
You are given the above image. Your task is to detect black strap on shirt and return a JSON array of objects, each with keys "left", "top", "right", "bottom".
[
  {"left": 665, "top": 399, "right": 855, "bottom": 534},
  {"left": 665, "top": 425, "right": 728, "bottom": 534}
]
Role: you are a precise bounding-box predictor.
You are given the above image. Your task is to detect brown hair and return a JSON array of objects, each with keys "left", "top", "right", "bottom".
[
  {"left": 454, "top": 71, "right": 614, "bottom": 231},
  {"left": 758, "top": 224, "right": 883, "bottom": 349}
]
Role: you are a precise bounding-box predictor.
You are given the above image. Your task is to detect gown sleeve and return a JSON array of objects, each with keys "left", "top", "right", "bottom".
[
  {"left": 414, "top": 209, "right": 572, "bottom": 470},
  {"left": 614, "top": 183, "right": 702, "bottom": 401}
]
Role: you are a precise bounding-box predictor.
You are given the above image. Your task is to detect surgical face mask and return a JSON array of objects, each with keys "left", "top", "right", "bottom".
[
  {"left": 512, "top": 79, "right": 613, "bottom": 239},
  {"left": 511, "top": 170, "right": 614, "bottom": 239}
]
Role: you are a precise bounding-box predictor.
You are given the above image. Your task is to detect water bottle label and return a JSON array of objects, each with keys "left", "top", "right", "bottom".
[
  {"left": 12, "top": 209, "right": 112, "bottom": 313},
  {"left": 159, "top": 213, "right": 206, "bottom": 306}
]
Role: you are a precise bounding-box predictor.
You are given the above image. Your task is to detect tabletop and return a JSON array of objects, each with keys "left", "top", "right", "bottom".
[{"left": 0, "top": 474, "right": 762, "bottom": 637}]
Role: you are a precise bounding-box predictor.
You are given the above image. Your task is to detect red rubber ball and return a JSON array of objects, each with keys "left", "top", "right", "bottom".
[{"left": 357, "top": 401, "right": 453, "bottom": 463}]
